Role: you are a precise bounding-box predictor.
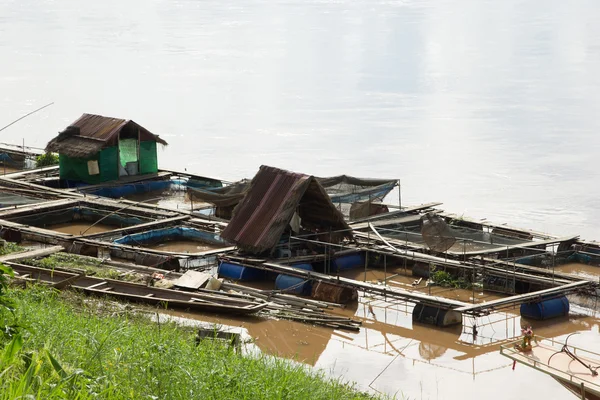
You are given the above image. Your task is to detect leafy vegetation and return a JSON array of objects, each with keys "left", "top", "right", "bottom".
[
  {"left": 35, "top": 152, "right": 59, "bottom": 168},
  {"left": 21, "top": 253, "right": 142, "bottom": 282},
  {"left": 0, "top": 263, "right": 16, "bottom": 334},
  {"left": 0, "top": 287, "right": 376, "bottom": 399},
  {"left": 430, "top": 266, "right": 471, "bottom": 289},
  {"left": 0, "top": 242, "right": 24, "bottom": 257}
]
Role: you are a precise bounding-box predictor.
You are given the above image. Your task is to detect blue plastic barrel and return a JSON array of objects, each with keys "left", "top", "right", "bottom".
[
  {"left": 218, "top": 262, "right": 266, "bottom": 281},
  {"left": 274, "top": 263, "right": 313, "bottom": 295},
  {"left": 520, "top": 296, "right": 570, "bottom": 320},
  {"left": 275, "top": 275, "right": 312, "bottom": 295},
  {"left": 332, "top": 253, "right": 365, "bottom": 272}
]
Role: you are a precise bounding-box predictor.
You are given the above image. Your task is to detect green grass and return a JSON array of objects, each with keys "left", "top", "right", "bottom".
[{"left": 0, "top": 287, "right": 377, "bottom": 399}]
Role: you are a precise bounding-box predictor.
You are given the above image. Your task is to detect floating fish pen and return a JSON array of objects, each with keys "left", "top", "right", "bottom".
[
  {"left": 3, "top": 205, "right": 151, "bottom": 236},
  {"left": 0, "top": 189, "right": 52, "bottom": 208},
  {"left": 79, "top": 175, "right": 224, "bottom": 211},
  {"left": 0, "top": 144, "right": 41, "bottom": 173},
  {"left": 0, "top": 199, "right": 166, "bottom": 240},
  {"left": 360, "top": 220, "right": 536, "bottom": 257},
  {"left": 113, "top": 226, "right": 229, "bottom": 254}
]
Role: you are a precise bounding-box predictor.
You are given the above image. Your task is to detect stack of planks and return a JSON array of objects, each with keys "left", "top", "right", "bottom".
[{"left": 219, "top": 282, "right": 361, "bottom": 331}]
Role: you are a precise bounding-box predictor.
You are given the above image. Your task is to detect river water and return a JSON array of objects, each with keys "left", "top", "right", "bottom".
[{"left": 2, "top": 0, "right": 600, "bottom": 398}]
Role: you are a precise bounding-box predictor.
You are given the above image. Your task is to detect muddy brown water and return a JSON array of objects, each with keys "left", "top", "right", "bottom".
[
  {"left": 338, "top": 267, "right": 506, "bottom": 304},
  {"left": 556, "top": 263, "right": 600, "bottom": 282},
  {"left": 49, "top": 222, "right": 116, "bottom": 236},
  {"left": 145, "top": 240, "right": 220, "bottom": 253},
  {"left": 164, "top": 265, "right": 600, "bottom": 399},
  {"left": 125, "top": 190, "right": 192, "bottom": 211},
  {"left": 0, "top": 166, "right": 23, "bottom": 175}
]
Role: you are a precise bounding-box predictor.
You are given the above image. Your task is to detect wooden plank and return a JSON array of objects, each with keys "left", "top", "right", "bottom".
[
  {"left": 0, "top": 245, "right": 64, "bottom": 262},
  {"left": 81, "top": 215, "right": 190, "bottom": 239},
  {"left": 350, "top": 214, "right": 427, "bottom": 230},
  {"left": 438, "top": 211, "right": 557, "bottom": 240},
  {"left": 66, "top": 171, "right": 173, "bottom": 193},
  {"left": 86, "top": 281, "right": 108, "bottom": 289},
  {"left": 0, "top": 177, "right": 83, "bottom": 199},
  {"left": 244, "top": 260, "right": 469, "bottom": 309},
  {"left": 0, "top": 198, "right": 80, "bottom": 218},
  {"left": 455, "top": 235, "right": 579, "bottom": 256},
  {"left": 174, "top": 270, "right": 211, "bottom": 290},
  {"left": 0, "top": 165, "right": 59, "bottom": 179},
  {"left": 349, "top": 202, "right": 443, "bottom": 225}
]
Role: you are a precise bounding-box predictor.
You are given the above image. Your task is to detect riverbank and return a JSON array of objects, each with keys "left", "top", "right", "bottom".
[{"left": 0, "top": 286, "right": 377, "bottom": 399}]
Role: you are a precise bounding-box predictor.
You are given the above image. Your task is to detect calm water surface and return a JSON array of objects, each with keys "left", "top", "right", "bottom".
[{"left": 2, "top": 0, "right": 600, "bottom": 398}]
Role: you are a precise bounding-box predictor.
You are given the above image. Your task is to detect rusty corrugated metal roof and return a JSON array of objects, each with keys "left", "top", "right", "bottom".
[
  {"left": 222, "top": 165, "right": 351, "bottom": 254},
  {"left": 46, "top": 113, "right": 168, "bottom": 158},
  {"left": 70, "top": 114, "right": 129, "bottom": 141}
]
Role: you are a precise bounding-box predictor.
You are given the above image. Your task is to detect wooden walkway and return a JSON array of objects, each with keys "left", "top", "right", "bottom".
[
  {"left": 455, "top": 280, "right": 592, "bottom": 313},
  {"left": 222, "top": 256, "right": 596, "bottom": 316},
  {"left": 0, "top": 245, "right": 64, "bottom": 263}
]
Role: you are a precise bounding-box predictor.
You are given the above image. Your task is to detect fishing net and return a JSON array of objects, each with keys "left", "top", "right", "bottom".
[{"left": 420, "top": 212, "right": 456, "bottom": 253}]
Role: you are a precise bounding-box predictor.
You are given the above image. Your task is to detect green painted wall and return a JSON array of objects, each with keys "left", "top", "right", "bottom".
[
  {"left": 139, "top": 141, "right": 158, "bottom": 174},
  {"left": 59, "top": 146, "right": 119, "bottom": 184}
]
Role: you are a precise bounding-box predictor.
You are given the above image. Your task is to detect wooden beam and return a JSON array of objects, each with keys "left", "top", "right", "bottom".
[
  {"left": 0, "top": 245, "right": 64, "bottom": 263},
  {"left": 455, "top": 280, "right": 593, "bottom": 313}
]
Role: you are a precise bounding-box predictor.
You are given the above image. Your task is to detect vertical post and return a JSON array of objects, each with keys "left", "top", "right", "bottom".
[
  {"left": 364, "top": 250, "right": 368, "bottom": 282},
  {"left": 580, "top": 382, "right": 585, "bottom": 400},
  {"left": 384, "top": 254, "right": 387, "bottom": 287},
  {"left": 513, "top": 257, "right": 516, "bottom": 295},
  {"left": 405, "top": 231, "right": 408, "bottom": 273},
  {"left": 428, "top": 263, "right": 431, "bottom": 295},
  {"left": 472, "top": 260, "right": 476, "bottom": 304},
  {"left": 552, "top": 248, "right": 555, "bottom": 284},
  {"left": 398, "top": 179, "right": 401, "bottom": 211}
]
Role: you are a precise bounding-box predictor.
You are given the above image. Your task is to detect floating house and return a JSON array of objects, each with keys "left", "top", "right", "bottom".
[
  {"left": 222, "top": 165, "right": 353, "bottom": 255},
  {"left": 46, "top": 113, "right": 168, "bottom": 185}
]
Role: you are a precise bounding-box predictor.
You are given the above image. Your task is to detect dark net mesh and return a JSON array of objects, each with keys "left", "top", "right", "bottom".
[{"left": 420, "top": 213, "right": 456, "bottom": 253}]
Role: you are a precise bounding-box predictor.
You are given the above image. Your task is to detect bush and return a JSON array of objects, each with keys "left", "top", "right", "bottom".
[{"left": 35, "top": 152, "right": 59, "bottom": 168}]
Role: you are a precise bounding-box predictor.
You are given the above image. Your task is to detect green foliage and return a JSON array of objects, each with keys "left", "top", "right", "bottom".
[
  {"left": 0, "top": 288, "right": 377, "bottom": 399},
  {"left": 430, "top": 267, "right": 471, "bottom": 289},
  {"left": 21, "top": 254, "right": 127, "bottom": 281},
  {"left": 35, "top": 152, "right": 59, "bottom": 168},
  {"left": 0, "top": 263, "right": 16, "bottom": 322},
  {"left": 0, "top": 242, "right": 24, "bottom": 257}
]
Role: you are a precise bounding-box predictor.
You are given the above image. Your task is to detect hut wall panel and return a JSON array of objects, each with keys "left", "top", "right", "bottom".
[
  {"left": 139, "top": 141, "right": 158, "bottom": 174},
  {"left": 59, "top": 146, "right": 118, "bottom": 184}
]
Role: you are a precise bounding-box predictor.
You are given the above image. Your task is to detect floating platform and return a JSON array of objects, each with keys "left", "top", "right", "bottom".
[{"left": 501, "top": 336, "right": 600, "bottom": 400}]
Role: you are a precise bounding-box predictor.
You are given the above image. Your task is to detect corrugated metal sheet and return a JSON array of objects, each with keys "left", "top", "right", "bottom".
[
  {"left": 222, "top": 165, "right": 351, "bottom": 254},
  {"left": 46, "top": 113, "right": 167, "bottom": 158},
  {"left": 70, "top": 114, "right": 129, "bottom": 142}
]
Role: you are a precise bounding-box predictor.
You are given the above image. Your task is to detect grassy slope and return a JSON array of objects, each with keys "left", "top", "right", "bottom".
[{"left": 0, "top": 287, "right": 377, "bottom": 400}]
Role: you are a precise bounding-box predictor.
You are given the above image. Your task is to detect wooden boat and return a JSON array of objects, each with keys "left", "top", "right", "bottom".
[
  {"left": 8, "top": 263, "right": 268, "bottom": 316},
  {"left": 501, "top": 334, "right": 600, "bottom": 400}
]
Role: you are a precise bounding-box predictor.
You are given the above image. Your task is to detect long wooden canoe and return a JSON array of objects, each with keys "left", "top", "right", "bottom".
[{"left": 8, "top": 263, "right": 267, "bottom": 316}]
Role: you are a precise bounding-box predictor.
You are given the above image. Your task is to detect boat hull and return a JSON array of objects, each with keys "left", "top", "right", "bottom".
[{"left": 9, "top": 262, "right": 267, "bottom": 316}]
